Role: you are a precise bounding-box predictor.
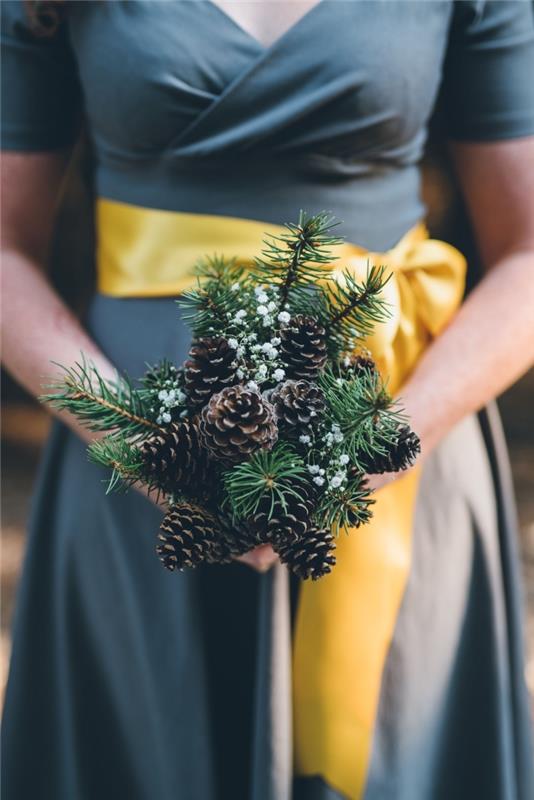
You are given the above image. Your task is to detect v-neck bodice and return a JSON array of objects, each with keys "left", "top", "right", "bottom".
[
  {"left": 3, "top": 0, "right": 534, "bottom": 249},
  {"left": 206, "top": 0, "right": 324, "bottom": 50}
]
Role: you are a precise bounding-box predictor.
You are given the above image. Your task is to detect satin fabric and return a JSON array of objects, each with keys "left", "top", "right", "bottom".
[{"left": 96, "top": 201, "right": 466, "bottom": 797}]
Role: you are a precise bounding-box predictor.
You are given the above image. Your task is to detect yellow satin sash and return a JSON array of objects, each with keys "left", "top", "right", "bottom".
[{"left": 97, "top": 198, "right": 466, "bottom": 799}]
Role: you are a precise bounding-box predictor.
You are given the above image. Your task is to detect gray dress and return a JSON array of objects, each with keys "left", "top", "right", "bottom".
[{"left": 2, "top": 2, "right": 534, "bottom": 798}]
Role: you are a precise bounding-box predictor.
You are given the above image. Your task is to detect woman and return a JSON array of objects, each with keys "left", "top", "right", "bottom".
[{"left": 2, "top": 1, "right": 534, "bottom": 798}]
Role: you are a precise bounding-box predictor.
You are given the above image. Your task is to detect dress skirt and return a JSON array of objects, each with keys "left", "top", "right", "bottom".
[{"left": 2, "top": 294, "right": 533, "bottom": 800}]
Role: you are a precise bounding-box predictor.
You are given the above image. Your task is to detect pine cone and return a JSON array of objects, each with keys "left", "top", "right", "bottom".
[
  {"left": 157, "top": 503, "right": 217, "bottom": 571},
  {"left": 344, "top": 353, "right": 376, "bottom": 376},
  {"left": 200, "top": 386, "right": 278, "bottom": 463},
  {"left": 249, "top": 484, "right": 314, "bottom": 545},
  {"left": 184, "top": 337, "right": 238, "bottom": 409},
  {"left": 208, "top": 516, "right": 257, "bottom": 563},
  {"left": 139, "top": 418, "right": 209, "bottom": 493},
  {"left": 280, "top": 315, "right": 327, "bottom": 380},
  {"left": 358, "top": 425, "right": 421, "bottom": 474},
  {"left": 276, "top": 526, "right": 336, "bottom": 580},
  {"left": 270, "top": 379, "right": 325, "bottom": 434}
]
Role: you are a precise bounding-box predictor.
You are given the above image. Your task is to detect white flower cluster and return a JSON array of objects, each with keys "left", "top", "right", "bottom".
[
  {"left": 325, "top": 450, "right": 351, "bottom": 492},
  {"left": 156, "top": 385, "right": 187, "bottom": 425},
  {"left": 226, "top": 285, "right": 290, "bottom": 387},
  {"left": 325, "top": 423, "right": 344, "bottom": 448},
  {"left": 305, "top": 421, "right": 352, "bottom": 493},
  {"left": 307, "top": 463, "right": 326, "bottom": 487}
]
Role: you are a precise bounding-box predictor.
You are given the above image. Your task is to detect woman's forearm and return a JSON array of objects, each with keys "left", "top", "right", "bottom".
[
  {"left": 401, "top": 249, "right": 534, "bottom": 457},
  {"left": 1, "top": 248, "right": 115, "bottom": 444}
]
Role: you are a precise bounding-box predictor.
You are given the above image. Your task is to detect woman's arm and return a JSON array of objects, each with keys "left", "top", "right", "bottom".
[
  {"left": 398, "top": 138, "right": 534, "bottom": 464},
  {"left": 1, "top": 152, "right": 116, "bottom": 445},
  {"left": 1, "top": 152, "right": 272, "bottom": 570}
]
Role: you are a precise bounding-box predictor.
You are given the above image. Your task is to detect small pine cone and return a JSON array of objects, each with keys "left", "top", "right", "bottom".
[
  {"left": 280, "top": 315, "right": 327, "bottom": 380},
  {"left": 200, "top": 386, "right": 278, "bottom": 463},
  {"left": 276, "top": 526, "right": 336, "bottom": 581},
  {"left": 157, "top": 503, "right": 217, "bottom": 571},
  {"left": 270, "top": 379, "right": 325, "bottom": 434},
  {"left": 208, "top": 516, "right": 257, "bottom": 564},
  {"left": 345, "top": 353, "right": 376, "bottom": 376},
  {"left": 359, "top": 425, "right": 421, "bottom": 474},
  {"left": 249, "top": 485, "right": 314, "bottom": 546},
  {"left": 184, "top": 337, "right": 238, "bottom": 409},
  {"left": 139, "top": 418, "right": 209, "bottom": 493}
]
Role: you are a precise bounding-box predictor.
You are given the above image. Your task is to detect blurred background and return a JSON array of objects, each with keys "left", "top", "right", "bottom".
[{"left": 1, "top": 139, "right": 533, "bottom": 711}]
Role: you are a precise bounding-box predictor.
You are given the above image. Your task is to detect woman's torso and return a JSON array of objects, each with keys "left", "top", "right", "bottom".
[{"left": 67, "top": 0, "right": 459, "bottom": 248}]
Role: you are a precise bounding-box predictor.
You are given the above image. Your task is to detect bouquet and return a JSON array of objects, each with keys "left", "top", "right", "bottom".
[{"left": 44, "top": 213, "right": 420, "bottom": 580}]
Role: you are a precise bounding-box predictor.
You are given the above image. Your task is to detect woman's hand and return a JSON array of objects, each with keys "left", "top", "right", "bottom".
[{"left": 236, "top": 544, "right": 279, "bottom": 573}]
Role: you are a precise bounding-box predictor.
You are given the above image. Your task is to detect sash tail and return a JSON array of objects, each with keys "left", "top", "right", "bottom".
[{"left": 96, "top": 198, "right": 467, "bottom": 799}]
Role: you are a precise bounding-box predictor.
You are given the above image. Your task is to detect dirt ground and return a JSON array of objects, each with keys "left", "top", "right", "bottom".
[{"left": 2, "top": 373, "right": 533, "bottom": 710}]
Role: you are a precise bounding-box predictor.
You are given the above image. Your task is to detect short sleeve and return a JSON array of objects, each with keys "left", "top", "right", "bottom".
[
  {"left": 1, "top": 0, "right": 82, "bottom": 151},
  {"left": 439, "top": 0, "right": 534, "bottom": 141}
]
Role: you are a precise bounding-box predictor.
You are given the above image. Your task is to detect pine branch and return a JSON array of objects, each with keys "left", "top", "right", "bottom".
[
  {"left": 223, "top": 442, "right": 311, "bottom": 520},
  {"left": 88, "top": 437, "right": 146, "bottom": 494},
  {"left": 318, "top": 366, "right": 406, "bottom": 466},
  {"left": 42, "top": 358, "right": 160, "bottom": 439},
  {"left": 253, "top": 212, "right": 343, "bottom": 308},
  {"left": 316, "top": 475, "right": 375, "bottom": 535},
  {"left": 324, "top": 265, "right": 392, "bottom": 350}
]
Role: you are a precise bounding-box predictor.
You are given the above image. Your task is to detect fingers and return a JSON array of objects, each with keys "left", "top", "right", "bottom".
[{"left": 236, "top": 544, "right": 278, "bottom": 573}]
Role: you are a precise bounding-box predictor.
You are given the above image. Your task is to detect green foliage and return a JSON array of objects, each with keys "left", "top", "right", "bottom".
[
  {"left": 316, "top": 474, "right": 375, "bottom": 535},
  {"left": 88, "top": 436, "right": 145, "bottom": 494},
  {"left": 324, "top": 265, "right": 391, "bottom": 356},
  {"left": 319, "top": 366, "right": 406, "bottom": 468},
  {"left": 253, "top": 211, "right": 343, "bottom": 308},
  {"left": 177, "top": 255, "right": 255, "bottom": 338},
  {"left": 42, "top": 358, "right": 160, "bottom": 440},
  {"left": 223, "top": 442, "right": 311, "bottom": 520},
  {"left": 141, "top": 359, "right": 182, "bottom": 393}
]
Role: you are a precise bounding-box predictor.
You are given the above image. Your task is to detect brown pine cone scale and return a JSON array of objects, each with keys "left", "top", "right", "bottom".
[
  {"left": 157, "top": 503, "right": 217, "bottom": 571},
  {"left": 276, "top": 526, "right": 336, "bottom": 580},
  {"left": 139, "top": 418, "right": 209, "bottom": 493},
  {"left": 358, "top": 425, "right": 421, "bottom": 474},
  {"left": 184, "top": 337, "right": 238, "bottom": 409},
  {"left": 280, "top": 315, "right": 327, "bottom": 380},
  {"left": 200, "top": 386, "right": 278, "bottom": 463},
  {"left": 270, "top": 379, "right": 325, "bottom": 433}
]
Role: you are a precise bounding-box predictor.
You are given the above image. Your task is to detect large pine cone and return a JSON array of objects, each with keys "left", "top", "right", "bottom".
[
  {"left": 270, "top": 379, "right": 325, "bottom": 434},
  {"left": 358, "top": 425, "right": 421, "bottom": 474},
  {"left": 276, "top": 526, "right": 336, "bottom": 580},
  {"left": 249, "top": 486, "right": 313, "bottom": 546},
  {"left": 200, "top": 386, "right": 278, "bottom": 463},
  {"left": 157, "top": 503, "right": 217, "bottom": 571},
  {"left": 139, "top": 418, "right": 209, "bottom": 493},
  {"left": 279, "top": 315, "right": 327, "bottom": 380},
  {"left": 184, "top": 337, "right": 238, "bottom": 409}
]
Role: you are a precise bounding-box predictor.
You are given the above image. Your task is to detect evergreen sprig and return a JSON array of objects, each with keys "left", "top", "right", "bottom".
[
  {"left": 177, "top": 255, "right": 257, "bottom": 339},
  {"left": 316, "top": 475, "right": 375, "bottom": 535},
  {"left": 324, "top": 265, "right": 391, "bottom": 352},
  {"left": 254, "top": 212, "right": 343, "bottom": 308},
  {"left": 223, "top": 442, "right": 311, "bottom": 520},
  {"left": 42, "top": 358, "right": 160, "bottom": 440},
  {"left": 319, "top": 366, "right": 406, "bottom": 467},
  {"left": 88, "top": 436, "right": 146, "bottom": 494}
]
